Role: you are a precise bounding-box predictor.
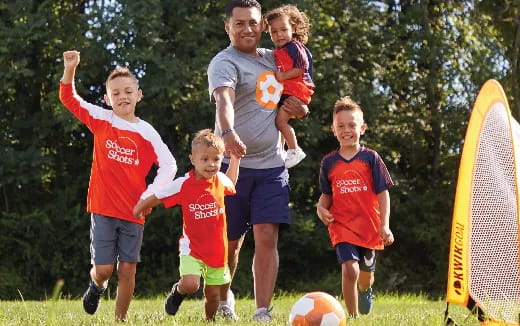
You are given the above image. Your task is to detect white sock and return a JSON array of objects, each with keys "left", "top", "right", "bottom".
[
  {"left": 255, "top": 307, "right": 268, "bottom": 314},
  {"left": 219, "top": 301, "right": 229, "bottom": 308}
]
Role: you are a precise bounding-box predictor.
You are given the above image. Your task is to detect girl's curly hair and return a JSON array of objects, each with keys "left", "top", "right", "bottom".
[{"left": 265, "top": 5, "right": 310, "bottom": 44}]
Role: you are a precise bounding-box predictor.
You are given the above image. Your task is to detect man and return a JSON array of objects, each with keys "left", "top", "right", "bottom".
[{"left": 207, "top": 0, "right": 309, "bottom": 322}]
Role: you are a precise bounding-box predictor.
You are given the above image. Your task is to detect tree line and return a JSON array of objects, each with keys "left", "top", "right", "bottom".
[{"left": 1, "top": 0, "right": 519, "bottom": 300}]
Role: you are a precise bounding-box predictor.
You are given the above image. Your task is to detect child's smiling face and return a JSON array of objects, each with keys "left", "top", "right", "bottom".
[
  {"left": 190, "top": 144, "right": 224, "bottom": 180},
  {"left": 332, "top": 109, "right": 367, "bottom": 149}
]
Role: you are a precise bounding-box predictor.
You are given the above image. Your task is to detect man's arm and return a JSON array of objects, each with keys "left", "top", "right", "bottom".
[{"left": 213, "top": 86, "right": 246, "bottom": 158}]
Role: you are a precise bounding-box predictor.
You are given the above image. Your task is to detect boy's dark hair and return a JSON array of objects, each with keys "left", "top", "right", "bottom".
[
  {"left": 192, "top": 129, "right": 225, "bottom": 153},
  {"left": 106, "top": 66, "right": 139, "bottom": 87},
  {"left": 225, "top": 0, "right": 261, "bottom": 20},
  {"left": 265, "top": 5, "right": 311, "bottom": 44},
  {"left": 334, "top": 96, "right": 363, "bottom": 114}
]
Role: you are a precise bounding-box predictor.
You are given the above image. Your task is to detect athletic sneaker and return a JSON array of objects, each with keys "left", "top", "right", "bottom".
[
  {"left": 284, "top": 147, "right": 306, "bottom": 168},
  {"left": 358, "top": 287, "right": 374, "bottom": 315},
  {"left": 164, "top": 283, "right": 186, "bottom": 315},
  {"left": 218, "top": 289, "right": 239, "bottom": 320},
  {"left": 82, "top": 280, "right": 106, "bottom": 315},
  {"left": 219, "top": 305, "right": 239, "bottom": 321},
  {"left": 252, "top": 307, "right": 272, "bottom": 322}
]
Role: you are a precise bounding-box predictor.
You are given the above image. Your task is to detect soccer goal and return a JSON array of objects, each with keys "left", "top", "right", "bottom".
[{"left": 445, "top": 79, "right": 520, "bottom": 326}]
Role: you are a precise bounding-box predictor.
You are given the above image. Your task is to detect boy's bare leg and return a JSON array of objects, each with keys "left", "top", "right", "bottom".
[
  {"left": 178, "top": 274, "right": 200, "bottom": 294},
  {"left": 90, "top": 264, "right": 113, "bottom": 288},
  {"left": 358, "top": 270, "right": 374, "bottom": 292},
  {"left": 252, "top": 223, "right": 279, "bottom": 309},
  {"left": 220, "top": 237, "right": 244, "bottom": 301},
  {"left": 204, "top": 285, "right": 221, "bottom": 320},
  {"left": 114, "top": 261, "right": 137, "bottom": 321},
  {"left": 342, "top": 260, "right": 360, "bottom": 316}
]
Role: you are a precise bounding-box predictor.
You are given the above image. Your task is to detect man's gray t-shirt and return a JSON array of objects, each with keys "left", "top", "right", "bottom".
[{"left": 208, "top": 46, "right": 285, "bottom": 169}]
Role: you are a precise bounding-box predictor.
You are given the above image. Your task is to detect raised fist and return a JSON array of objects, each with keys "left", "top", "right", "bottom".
[{"left": 63, "top": 50, "right": 80, "bottom": 69}]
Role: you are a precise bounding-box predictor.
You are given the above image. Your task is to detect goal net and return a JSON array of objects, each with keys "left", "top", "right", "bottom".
[{"left": 446, "top": 79, "right": 520, "bottom": 325}]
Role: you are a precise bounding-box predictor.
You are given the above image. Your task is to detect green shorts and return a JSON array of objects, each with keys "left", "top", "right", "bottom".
[{"left": 179, "top": 255, "right": 231, "bottom": 286}]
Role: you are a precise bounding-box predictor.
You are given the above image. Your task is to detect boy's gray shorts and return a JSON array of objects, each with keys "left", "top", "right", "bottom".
[{"left": 90, "top": 213, "right": 144, "bottom": 264}]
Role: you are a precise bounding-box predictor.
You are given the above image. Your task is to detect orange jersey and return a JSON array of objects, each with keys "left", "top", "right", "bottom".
[
  {"left": 59, "top": 82, "right": 177, "bottom": 225},
  {"left": 319, "top": 147, "right": 393, "bottom": 249},
  {"left": 158, "top": 170, "right": 236, "bottom": 268},
  {"left": 274, "top": 40, "right": 315, "bottom": 104}
]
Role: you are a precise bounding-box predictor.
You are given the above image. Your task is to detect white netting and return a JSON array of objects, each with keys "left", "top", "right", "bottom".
[{"left": 469, "top": 102, "right": 520, "bottom": 323}]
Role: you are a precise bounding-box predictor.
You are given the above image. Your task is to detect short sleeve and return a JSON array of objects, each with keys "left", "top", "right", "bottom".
[
  {"left": 208, "top": 54, "right": 238, "bottom": 102},
  {"left": 371, "top": 152, "right": 394, "bottom": 194},
  {"left": 286, "top": 41, "right": 309, "bottom": 71},
  {"left": 156, "top": 175, "right": 187, "bottom": 208},
  {"left": 319, "top": 157, "right": 332, "bottom": 195}
]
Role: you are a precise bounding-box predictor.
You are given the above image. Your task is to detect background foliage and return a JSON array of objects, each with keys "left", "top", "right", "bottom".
[{"left": 1, "top": 0, "right": 519, "bottom": 300}]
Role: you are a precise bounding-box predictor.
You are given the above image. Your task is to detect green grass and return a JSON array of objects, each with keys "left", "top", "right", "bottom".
[{"left": 0, "top": 292, "right": 481, "bottom": 325}]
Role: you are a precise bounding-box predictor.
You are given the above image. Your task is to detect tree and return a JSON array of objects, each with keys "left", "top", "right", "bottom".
[
  {"left": 0, "top": 0, "right": 515, "bottom": 299},
  {"left": 476, "top": 0, "right": 520, "bottom": 119}
]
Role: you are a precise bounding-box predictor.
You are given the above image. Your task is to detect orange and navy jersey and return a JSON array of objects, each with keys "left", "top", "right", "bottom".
[
  {"left": 319, "top": 147, "right": 393, "bottom": 249},
  {"left": 158, "top": 170, "right": 236, "bottom": 268},
  {"left": 274, "top": 40, "right": 315, "bottom": 104},
  {"left": 59, "top": 82, "right": 177, "bottom": 225}
]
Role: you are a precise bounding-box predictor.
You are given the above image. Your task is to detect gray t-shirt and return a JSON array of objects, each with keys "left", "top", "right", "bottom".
[{"left": 208, "top": 46, "right": 285, "bottom": 169}]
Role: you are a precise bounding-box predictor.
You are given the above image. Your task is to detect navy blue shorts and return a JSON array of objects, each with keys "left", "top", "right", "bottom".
[
  {"left": 335, "top": 242, "right": 379, "bottom": 272},
  {"left": 277, "top": 94, "right": 291, "bottom": 108},
  {"left": 221, "top": 164, "right": 290, "bottom": 240},
  {"left": 90, "top": 213, "right": 144, "bottom": 264}
]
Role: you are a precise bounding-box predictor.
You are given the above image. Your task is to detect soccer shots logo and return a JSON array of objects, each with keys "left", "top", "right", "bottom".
[
  {"left": 256, "top": 71, "right": 283, "bottom": 109},
  {"left": 189, "top": 193, "right": 224, "bottom": 220},
  {"left": 105, "top": 137, "right": 140, "bottom": 166},
  {"left": 334, "top": 170, "right": 368, "bottom": 195}
]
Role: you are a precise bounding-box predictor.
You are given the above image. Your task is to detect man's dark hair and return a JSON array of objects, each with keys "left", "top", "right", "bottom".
[{"left": 225, "top": 0, "right": 261, "bottom": 19}]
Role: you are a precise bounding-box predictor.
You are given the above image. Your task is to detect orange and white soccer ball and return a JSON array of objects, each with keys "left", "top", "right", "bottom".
[{"left": 289, "top": 291, "right": 347, "bottom": 326}]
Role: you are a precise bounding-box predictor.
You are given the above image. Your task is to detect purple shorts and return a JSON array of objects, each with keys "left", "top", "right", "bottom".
[
  {"left": 221, "top": 164, "right": 290, "bottom": 240},
  {"left": 335, "top": 242, "right": 379, "bottom": 272}
]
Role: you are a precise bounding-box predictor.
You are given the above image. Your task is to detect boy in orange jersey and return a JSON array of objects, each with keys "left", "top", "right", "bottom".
[
  {"left": 59, "top": 50, "right": 177, "bottom": 321},
  {"left": 316, "top": 96, "right": 394, "bottom": 318},
  {"left": 133, "top": 129, "right": 240, "bottom": 321}
]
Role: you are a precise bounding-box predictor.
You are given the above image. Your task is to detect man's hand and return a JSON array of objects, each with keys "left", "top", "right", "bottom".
[
  {"left": 280, "top": 95, "right": 309, "bottom": 119},
  {"left": 63, "top": 51, "right": 80, "bottom": 69},
  {"left": 223, "top": 130, "right": 246, "bottom": 158}
]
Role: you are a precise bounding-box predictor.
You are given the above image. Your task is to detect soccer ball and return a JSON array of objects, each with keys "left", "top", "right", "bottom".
[{"left": 289, "top": 291, "right": 347, "bottom": 326}]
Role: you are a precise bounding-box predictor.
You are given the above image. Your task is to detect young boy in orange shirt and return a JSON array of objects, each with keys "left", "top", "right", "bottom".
[
  {"left": 317, "top": 96, "right": 394, "bottom": 318},
  {"left": 60, "top": 50, "right": 177, "bottom": 321},
  {"left": 133, "top": 129, "right": 240, "bottom": 321}
]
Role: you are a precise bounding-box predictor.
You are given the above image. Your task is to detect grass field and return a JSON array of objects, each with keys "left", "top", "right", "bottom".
[{"left": 0, "top": 292, "right": 482, "bottom": 326}]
